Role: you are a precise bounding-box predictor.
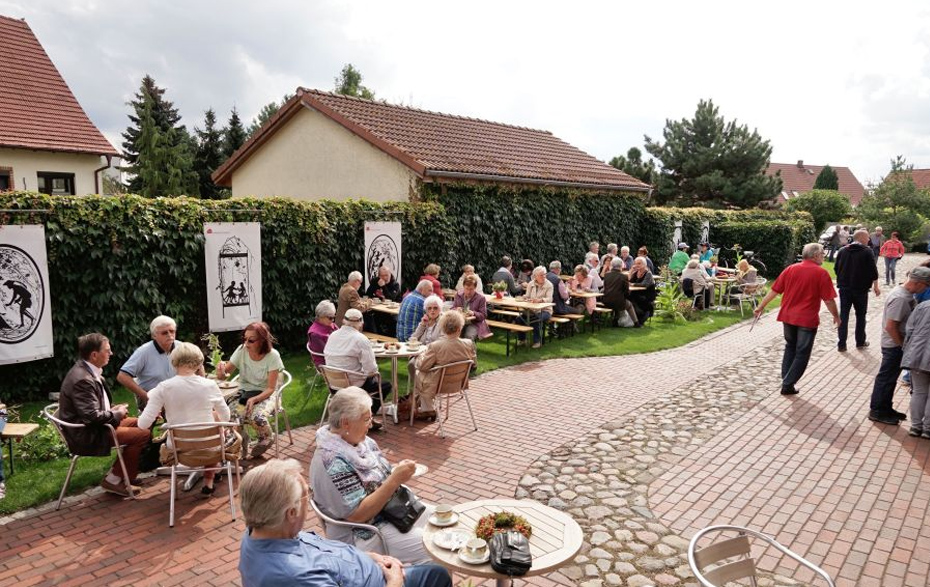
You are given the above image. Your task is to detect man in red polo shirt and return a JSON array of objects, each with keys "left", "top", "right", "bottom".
[{"left": 754, "top": 243, "right": 840, "bottom": 395}]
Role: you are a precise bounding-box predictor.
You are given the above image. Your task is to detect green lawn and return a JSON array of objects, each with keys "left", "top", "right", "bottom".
[{"left": 0, "top": 307, "right": 763, "bottom": 515}]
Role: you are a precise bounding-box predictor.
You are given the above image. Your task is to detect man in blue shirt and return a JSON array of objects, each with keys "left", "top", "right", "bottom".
[
  {"left": 117, "top": 315, "right": 194, "bottom": 411},
  {"left": 239, "top": 459, "right": 450, "bottom": 587},
  {"left": 396, "top": 280, "right": 434, "bottom": 342}
]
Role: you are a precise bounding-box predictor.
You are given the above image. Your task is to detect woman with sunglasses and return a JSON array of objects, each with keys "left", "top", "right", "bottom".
[{"left": 217, "top": 321, "right": 284, "bottom": 458}]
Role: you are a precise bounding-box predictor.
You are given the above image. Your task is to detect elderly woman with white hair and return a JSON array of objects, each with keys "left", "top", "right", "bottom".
[
  {"left": 239, "top": 459, "right": 451, "bottom": 587},
  {"left": 138, "top": 342, "right": 235, "bottom": 497},
  {"left": 519, "top": 266, "right": 554, "bottom": 348},
  {"left": 307, "top": 300, "right": 337, "bottom": 368},
  {"left": 412, "top": 311, "right": 477, "bottom": 420},
  {"left": 583, "top": 252, "right": 604, "bottom": 290},
  {"left": 681, "top": 259, "right": 713, "bottom": 309},
  {"left": 310, "top": 388, "right": 433, "bottom": 565},
  {"left": 454, "top": 264, "right": 484, "bottom": 294},
  {"left": 336, "top": 270, "right": 371, "bottom": 327}
]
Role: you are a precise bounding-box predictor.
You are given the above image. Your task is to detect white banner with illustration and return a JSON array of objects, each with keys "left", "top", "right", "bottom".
[
  {"left": 204, "top": 222, "right": 262, "bottom": 332},
  {"left": 0, "top": 225, "right": 54, "bottom": 364},
  {"left": 363, "top": 221, "right": 402, "bottom": 290}
]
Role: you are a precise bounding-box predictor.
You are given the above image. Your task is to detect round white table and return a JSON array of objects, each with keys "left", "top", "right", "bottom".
[{"left": 373, "top": 342, "right": 424, "bottom": 423}]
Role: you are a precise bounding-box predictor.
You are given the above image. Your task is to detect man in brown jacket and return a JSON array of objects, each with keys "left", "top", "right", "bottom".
[
  {"left": 58, "top": 333, "right": 150, "bottom": 497},
  {"left": 412, "top": 311, "right": 477, "bottom": 420},
  {"left": 335, "top": 271, "right": 371, "bottom": 327},
  {"left": 602, "top": 258, "right": 639, "bottom": 327}
]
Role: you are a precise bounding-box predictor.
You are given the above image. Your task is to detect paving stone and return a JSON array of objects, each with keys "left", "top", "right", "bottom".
[{"left": 591, "top": 531, "right": 612, "bottom": 546}]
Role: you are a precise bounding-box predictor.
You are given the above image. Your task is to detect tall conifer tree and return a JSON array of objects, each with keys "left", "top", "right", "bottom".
[{"left": 194, "top": 108, "right": 224, "bottom": 199}]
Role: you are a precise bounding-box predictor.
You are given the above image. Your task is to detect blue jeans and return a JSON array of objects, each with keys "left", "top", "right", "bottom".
[
  {"left": 838, "top": 289, "right": 868, "bottom": 348},
  {"left": 518, "top": 311, "right": 551, "bottom": 344},
  {"left": 870, "top": 346, "right": 904, "bottom": 413},
  {"left": 782, "top": 324, "right": 817, "bottom": 388},
  {"left": 884, "top": 256, "right": 899, "bottom": 284},
  {"left": 405, "top": 564, "right": 452, "bottom": 587}
]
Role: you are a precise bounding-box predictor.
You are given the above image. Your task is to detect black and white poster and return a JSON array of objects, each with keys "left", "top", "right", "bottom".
[
  {"left": 0, "top": 225, "right": 53, "bottom": 364},
  {"left": 672, "top": 220, "right": 683, "bottom": 249},
  {"left": 701, "top": 221, "right": 710, "bottom": 245},
  {"left": 204, "top": 222, "right": 262, "bottom": 332},
  {"left": 363, "top": 222, "right": 402, "bottom": 291}
]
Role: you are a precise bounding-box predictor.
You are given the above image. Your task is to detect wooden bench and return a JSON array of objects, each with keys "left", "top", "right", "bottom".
[
  {"left": 551, "top": 313, "right": 585, "bottom": 338},
  {"left": 486, "top": 319, "right": 534, "bottom": 357},
  {"left": 491, "top": 309, "right": 522, "bottom": 319},
  {"left": 2, "top": 422, "right": 39, "bottom": 475},
  {"left": 364, "top": 332, "right": 398, "bottom": 344}
]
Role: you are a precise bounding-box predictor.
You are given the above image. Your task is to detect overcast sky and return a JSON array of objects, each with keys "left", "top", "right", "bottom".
[{"left": 4, "top": 0, "right": 930, "bottom": 185}]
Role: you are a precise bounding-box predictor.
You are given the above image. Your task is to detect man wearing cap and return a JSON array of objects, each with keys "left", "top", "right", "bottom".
[
  {"left": 754, "top": 243, "right": 840, "bottom": 395},
  {"left": 867, "top": 266, "right": 930, "bottom": 425},
  {"left": 835, "top": 229, "right": 881, "bottom": 352},
  {"left": 669, "top": 243, "right": 690, "bottom": 274},
  {"left": 323, "top": 308, "right": 388, "bottom": 429}
]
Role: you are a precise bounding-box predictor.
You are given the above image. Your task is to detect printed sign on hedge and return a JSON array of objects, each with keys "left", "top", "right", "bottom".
[
  {"left": 204, "top": 222, "right": 262, "bottom": 332},
  {"left": 363, "top": 222, "right": 402, "bottom": 291},
  {"left": 0, "top": 225, "right": 54, "bottom": 365}
]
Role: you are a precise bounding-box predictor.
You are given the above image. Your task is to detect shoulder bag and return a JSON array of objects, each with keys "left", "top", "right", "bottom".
[
  {"left": 380, "top": 484, "right": 425, "bottom": 533},
  {"left": 490, "top": 530, "right": 532, "bottom": 576}
]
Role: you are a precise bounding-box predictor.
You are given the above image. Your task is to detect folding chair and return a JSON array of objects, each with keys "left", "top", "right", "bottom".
[
  {"left": 729, "top": 278, "right": 768, "bottom": 317},
  {"left": 230, "top": 370, "right": 293, "bottom": 458},
  {"left": 319, "top": 366, "right": 386, "bottom": 426},
  {"left": 409, "top": 359, "right": 476, "bottom": 438},
  {"left": 689, "top": 524, "right": 835, "bottom": 587},
  {"left": 162, "top": 421, "right": 240, "bottom": 527},
  {"left": 310, "top": 495, "right": 391, "bottom": 555},
  {"left": 43, "top": 404, "right": 135, "bottom": 510}
]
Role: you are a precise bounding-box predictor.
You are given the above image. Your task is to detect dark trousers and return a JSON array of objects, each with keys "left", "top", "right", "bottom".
[
  {"left": 870, "top": 346, "right": 904, "bottom": 413},
  {"left": 361, "top": 376, "right": 388, "bottom": 414},
  {"left": 518, "top": 311, "right": 551, "bottom": 343},
  {"left": 838, "top": 289, "right": 868, "bottom": 348},
  {"left": 782, "top": 324, "right": 817, "bottom": 388}
]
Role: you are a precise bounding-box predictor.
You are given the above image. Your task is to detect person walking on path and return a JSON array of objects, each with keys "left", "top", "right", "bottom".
[
  {"left": 880, "top": 231, "right": 907, "bottom": 285},
  {"left": 754, "top": 243, "right": 840, "bottom": 395},
  {"left": 867, "top": 267, "right": 930, "bottom": 425},
  {"left": 835, "top": 229, "right": 881, "bottom": 352},
  {"left": 903, "top": 296, "right": 930, "bottom": 437},
  {"left": 869, "top": 227, "right": 885, "bottom": 259}
]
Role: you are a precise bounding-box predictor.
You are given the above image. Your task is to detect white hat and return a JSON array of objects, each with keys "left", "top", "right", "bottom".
[{"left": 344, "top": 308, "right": 363, "bottom": 322}]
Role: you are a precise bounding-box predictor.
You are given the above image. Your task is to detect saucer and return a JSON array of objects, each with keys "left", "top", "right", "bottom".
[
  {"left": 428, "top": 512, "right": 459, "bottom": 527},
  {"left": 413, "top": 463, "right": 428, "bottom": 477},
  {"left": 406, "top": 344, "right": 421, "bottom": 352},
  {"left": 385, "top": 348, "right": 399, "bottom": 354},
  {"left": 458, "top": 549, "right": 490, "bottom": 565},
  {"left": 432, "top": 528, "right": 469, "bottom": 549}
]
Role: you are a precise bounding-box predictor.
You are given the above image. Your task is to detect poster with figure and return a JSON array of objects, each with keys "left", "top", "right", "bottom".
[
  {"left": 204, "top": 223, "right": 262, "bottom": 332},
  {"left": 672, "top": 220, "right": 683, "bottom": 250},
  {"left": 0, "top": 225, "right": 53, "bottom": 364},
  {"left": 701, "top": 221, "right": 710, "bottom": 245},
  {"left": 363, "top": 222, "right": 402, "bottom": 291}
]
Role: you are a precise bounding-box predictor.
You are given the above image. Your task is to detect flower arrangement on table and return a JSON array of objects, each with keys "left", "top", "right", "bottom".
[
  {"left": 492, "top": 281, "right": 509, "bottom": 299},
  {"left": 475, "top": 511, "right": 533, "bottom": 541}
]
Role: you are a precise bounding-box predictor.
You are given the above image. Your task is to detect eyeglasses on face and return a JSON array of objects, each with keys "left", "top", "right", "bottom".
[{"left": 244, "top": 337, "right": 258, "bottom": 344}]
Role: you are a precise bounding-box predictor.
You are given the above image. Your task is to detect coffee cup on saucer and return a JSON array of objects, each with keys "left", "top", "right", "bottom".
[
  {"left": 434, "top": 504, "right": 454, "bottom": 523},
  {"left": 464, "top": 538, "right": 488, "bottom": 559}
]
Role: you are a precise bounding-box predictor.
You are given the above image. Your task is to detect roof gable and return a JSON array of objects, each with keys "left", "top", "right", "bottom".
[
  {"left": 765, "top": 161, "right": 865, "bottom": 206},
  {"left": 214, "top": 88, "right": 648, "bottom": 192},
  {"left": 905, "top": 169, "right": 930, "bottom": 189},
  {"left": 0, "top": 15, "right": 117, "bottom": 156}
]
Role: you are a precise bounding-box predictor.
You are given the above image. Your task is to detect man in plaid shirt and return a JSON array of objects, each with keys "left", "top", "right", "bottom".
[{"left": 396, "top": 280, "right": 435, "bottom": 341}]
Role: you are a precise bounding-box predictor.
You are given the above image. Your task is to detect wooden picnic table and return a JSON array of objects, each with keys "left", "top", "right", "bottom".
[
  {"left": 2, "top": 422, "right": 39, "bottom": 475},
  {"left": 567, "top": 290, "right": 603, "bottom": 299},
  {"left": 422, "top": 498, "right": 583, "bottom": 587},
  {"left": 369, "top": 302, "right": 401, "bottom": 316}
]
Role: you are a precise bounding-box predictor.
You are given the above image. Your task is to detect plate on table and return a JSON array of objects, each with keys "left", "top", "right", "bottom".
[
  {"left": 385, "top": 348, "right": 399, "bottom": 354},
  {"left": 458, "top": 549, "right": 491, "bottom": 565},
  {"left": 413, "top": 463, "right": 428, "bottom": 477},
  {"left": 428, "top": 512, "right": 460, "bottom": 527},
  {"left": 432, "top": 528, "right": 469, "bottom": 549},
  {"left": 218, "top": 382, "right": 236, "bottom": 389}
]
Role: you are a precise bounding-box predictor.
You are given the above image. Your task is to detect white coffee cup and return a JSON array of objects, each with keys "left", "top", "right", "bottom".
[
  {"left": 464, "top": 537, "right": 488, "bottom": 558},
  {"left": 434, "top": 504, "right": 454, "bottom": 522}
]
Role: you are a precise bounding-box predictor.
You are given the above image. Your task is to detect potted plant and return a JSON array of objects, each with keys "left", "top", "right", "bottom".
[
  {"left": 201, "top": 332, "right": 224, "bottom": 378},
  {"left": 492, "top": 281, "right": 508, "bottom": 299}
]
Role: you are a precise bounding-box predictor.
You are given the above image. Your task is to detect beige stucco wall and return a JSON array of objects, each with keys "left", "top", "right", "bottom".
[
  {"left": 230, "top": 106, "right": 419, "bottom": 202},
  {"left": 0, "top": 148, "right": 110, "bottom": 194}
]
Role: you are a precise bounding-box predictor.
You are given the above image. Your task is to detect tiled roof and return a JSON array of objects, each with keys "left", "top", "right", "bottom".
[
  {"left": 765, "top": 161, "right": 865, "bottom": 206},
  {"left": 0, "top": 16, "right": 117, "bottom": 156},
  {"left": 904, "top": 169, "right": 930, "bottom": 189},
  {"left": 214, "top": 88, "right": 649, "bottom": 192}
]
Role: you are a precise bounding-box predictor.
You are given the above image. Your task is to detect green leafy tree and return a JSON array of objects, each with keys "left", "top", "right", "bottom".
[
  {"left": 785, "top": 189, "right": 852, "bottom": 232},
  {"left": 223, "top": 107, "right": 247, "bottom": 158},
  {"left": 193, "top": 108, "right": 225, "bottom": 199},
  {"left": 813, "top": 165, "right": 839, "bottom": 190},
  {"left": 644, "top": 99, "right": 782, "bottom": 208},
  {"left": 858, "top": 156, "right": 930, "bottom": 243},
  {"left": 129, "top": 92, "right": 197, "bottom": 198},
  {"left": 247, "top": 94, "right": 294, "bottom": 138},
  {"left": 609, "top": 147, "right": 657, "bottom": 185},
  {"left": 121, "top": 75, "right": 195, "bottom": 194},
  {"left": 334, "top": 63, "right": 375, "bottom": 99}
]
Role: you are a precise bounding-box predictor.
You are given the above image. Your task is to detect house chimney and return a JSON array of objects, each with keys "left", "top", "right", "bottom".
[{"left": 797, "top": 160, "right": 804, "bottom": 168}]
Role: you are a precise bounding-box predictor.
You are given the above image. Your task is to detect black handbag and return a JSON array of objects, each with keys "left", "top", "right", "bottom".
[
  {"left": 490, "top": 530, "right": 532, "bottom": 576},
  {"left": 380, "top": 485, "right": 425, "bottom": 533}
]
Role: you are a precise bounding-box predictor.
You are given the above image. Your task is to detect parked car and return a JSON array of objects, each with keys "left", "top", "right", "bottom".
[{"left": 819, "top": 225, "right": 838, "bottom": 246}]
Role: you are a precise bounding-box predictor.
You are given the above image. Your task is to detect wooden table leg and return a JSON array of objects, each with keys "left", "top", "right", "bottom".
[{"left": 6, "top": 438, "right": 13, "bottom": 475}]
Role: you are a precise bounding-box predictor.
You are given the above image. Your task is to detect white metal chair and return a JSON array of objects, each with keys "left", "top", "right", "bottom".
[
  {"left": 310, "top": 495, "right": 391, "bottom": 555},
  {"left": 42, "top": 403, "right": 135, "bottom": 510},
  {"left": 162, "top": 421, "right": 240, "bottom": 527},
  {"left": 409, "top": 359, "right": 476, "bottom": 438},
  {"left": 728, "top": 278, "right": 768, "bottom": 317},
  {"left": 305, "top": 344, "right": 326, "bottom": 408},
  {"left": 688, "top": 525, "right": 835, "bottom": 587},
  {"left": 319, "top": 366, "right": 386, "bottom": 426}
]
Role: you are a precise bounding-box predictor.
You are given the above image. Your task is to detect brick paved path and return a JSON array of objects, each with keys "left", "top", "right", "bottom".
[{"left": 0, "top": 254, "right": 926, "bottom": 586}]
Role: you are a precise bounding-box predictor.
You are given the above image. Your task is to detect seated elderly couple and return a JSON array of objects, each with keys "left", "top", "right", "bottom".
[
  {"left": 397, "top": 277, "right": 491, "bottom": 343},
  {"left": 309, "top": 302, "right": 476, "bottom": 422}
]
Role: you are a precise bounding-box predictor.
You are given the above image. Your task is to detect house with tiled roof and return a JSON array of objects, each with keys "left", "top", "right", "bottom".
[
  {"left": 765, "top": 160, "right": 865, "bottom": 206},
  {"left": 900, "top": 168, "right": 930, "bottom": 190},
  {"left": 212, "top": 88, "right": 649, "bottom": 201},
  {"left": 0, "top": 15, "right": 118, "bottom": 195}
]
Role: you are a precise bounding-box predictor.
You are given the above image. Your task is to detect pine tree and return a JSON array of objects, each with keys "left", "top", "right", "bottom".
[
  {"left": 644, "top": 99, "right": 782, "bottom": 208},
  {"left": 121, "top": 75, "right": 192, "bottom": 193},
  {"left": 247, "top": 94, "right": 295, "bottom": 138},
  {"left": 609, "top": 147, "right": 656, "bottom": 185},
  {"left": 194, "top": 108, "right": 225, "bottom": 199},
  {"left": 223, "top": 107, "right": 247, "bottom": 159},
  {"left": 813, "top": 165, "right": 839, "bottom": 190},
  {"left": 129, "top": 92, "right": 197, "bottom": 198},
  {"left": 334, "top": 64, "right": 375, "bottom": 99}
]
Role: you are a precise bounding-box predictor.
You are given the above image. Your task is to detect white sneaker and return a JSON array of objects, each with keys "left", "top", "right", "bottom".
[{"left": 0, "top": 482, "right": 6, "bottom": 499}]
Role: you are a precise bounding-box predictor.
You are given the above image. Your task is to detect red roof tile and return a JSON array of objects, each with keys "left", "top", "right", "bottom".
[
  {"left": 214, "top": 88, "right": 648, "bottom": 192},
  {"left": 0, "top": 16, "right": 117, "bottom": 156},
  {"left": 765, "top": 161, "right": 865, "bottom": 206},
  {"left": 905, "top": 169, "right": 930, "bottom": 189}
]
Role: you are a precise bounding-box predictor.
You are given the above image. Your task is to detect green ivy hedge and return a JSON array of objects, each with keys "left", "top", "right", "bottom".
[{"left": 0, "top": 189, "right": 813, "bottom": 402}]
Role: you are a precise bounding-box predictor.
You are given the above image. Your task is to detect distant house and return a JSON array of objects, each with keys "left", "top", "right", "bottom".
[
  {"left": 212, "top": 88, "right": 649, "bottom": 201},
  {"left": 902, "top": 169, "right": 930, "bottom": 190},
  {"left": 765, "top": 160, "right": 865, "bottom": 206},
  {"left": 0, "top": 15, "right": 118, "bottom": 195}
]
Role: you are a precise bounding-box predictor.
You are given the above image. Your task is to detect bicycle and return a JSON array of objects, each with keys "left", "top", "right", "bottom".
[{"left": 719, "top": 245, "right": 767, "bottom": 274}]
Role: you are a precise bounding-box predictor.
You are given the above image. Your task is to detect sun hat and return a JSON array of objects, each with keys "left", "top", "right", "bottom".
[
  {"left": 678, "top": 242, "right": 689, "bottom": 250},
  {"left": 344, "top": 308, "right": 364, "bottom": 322}
]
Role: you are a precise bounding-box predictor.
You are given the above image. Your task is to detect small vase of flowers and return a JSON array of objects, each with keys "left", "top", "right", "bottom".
[
  {"left": 492, "top": 281, "right": 508, "bottom": 299},
  {"left": 475, "top": 511, "right": 533, "bottom": 542}
]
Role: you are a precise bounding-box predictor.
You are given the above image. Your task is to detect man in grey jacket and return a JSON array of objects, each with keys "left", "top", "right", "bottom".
[{"left": 903, "top": 290, "right": 930, "bottom": 437}]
